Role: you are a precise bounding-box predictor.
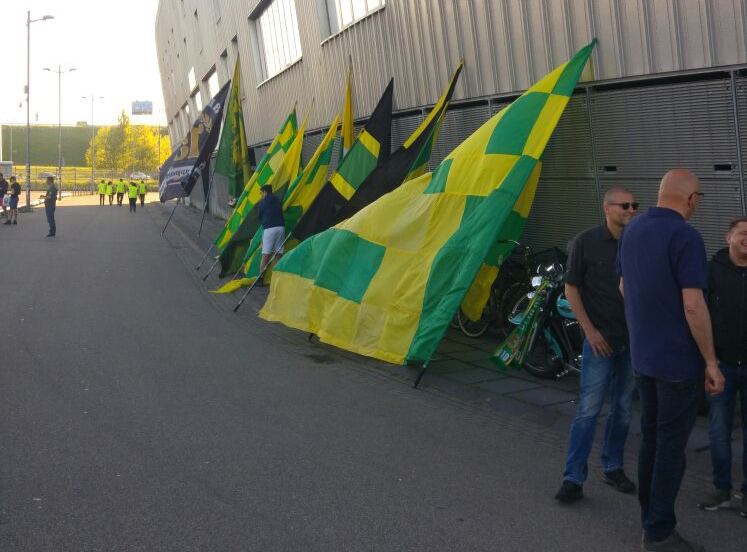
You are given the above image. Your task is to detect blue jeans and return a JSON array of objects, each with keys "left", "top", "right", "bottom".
[
  {"left": 708, "top": 362, "right": 747, "bottom": 493},
  {"left": 637, "top": 373, "right": 699, "bottom": 543},
  {"left": 562, "top": 340, "right": 635, "bottom": 485},
  {"left": 45, "top": 205, "right": 56, "bottom": 235}
]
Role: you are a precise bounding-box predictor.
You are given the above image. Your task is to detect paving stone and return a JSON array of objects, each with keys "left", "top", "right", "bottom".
[
  {"left": 424, "top": 358, "right": 474, "bottom": 374},
  {"left": 478, "top": 377, "right": 543, "bottom": 395},
  {"left": 507, "top": 387, "right": 578, "bottom": 407},
  {"left": 450, "top": 348, "right": 494, "bottom": 363},
  {"left": 444, "top": 368, "right": 503, "bottom": 385},
  {"left": 435, "top": 340, "right": 475, "bottom": 354}
]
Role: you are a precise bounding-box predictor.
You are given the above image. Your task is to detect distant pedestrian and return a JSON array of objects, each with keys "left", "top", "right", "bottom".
[
  {"left": 554, "top": 187, "right": 638, "bottom": 504},
  {"left": 256, "top": 184, "right": 285, "bottom": 284},
  {"left": 697, "top": 217, "right": 747, "bottom": 518},
  {"left": 127, "top": 181, "right": 138, "bottom": 212},
  {"left": 4, "top": 176, "right": 21, "bottom": 225},
  {"left": 618, "top": 169, "right": 724, "bottom": 552},
  {"left": 98, "top": 179, "right": 106, "bottom": 206},
  {"left": 0, "top": 173, "right": 8, "bottom": 219},
  {"left": 138, "top": 180, "right": 147, "bottom": 207},
  {"left": 106, "top": 180, "right": 114, "bottom": 205},
  {"left": 116, "top": 178, "right": 125, "bottom": 206},
  {"left": 43, "top": 176, "right": 58, "bottom": 237}
]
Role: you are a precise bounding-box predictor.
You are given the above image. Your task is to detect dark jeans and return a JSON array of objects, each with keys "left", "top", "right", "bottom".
[
  {"left": 99, "top": 194, "right": 105, "bottom": 205},
  {"left": 563, "top": 341, "right": 635, "bottom": 484},
  {"left": 708, "top": 362, "right": 747, "bottom": 493},
  {"left": 637, "top": 373, "right": 698, "bottom": 542},
  {"left": 139, "top": 193, "right": 145, "bottom": 207},
  {"left": 116, "top": 192, "right": 124, "bottom": 205},
  {"left": 45, "top": 205, "right": 56, "bottom": 235},
  {"left": 129, "top": 198, "right": 137, "bottom": 212}
]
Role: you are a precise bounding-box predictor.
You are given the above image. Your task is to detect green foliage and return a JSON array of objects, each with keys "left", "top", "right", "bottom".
[{"left": 84, "top": 110, "right": 170, "bottom": 174}]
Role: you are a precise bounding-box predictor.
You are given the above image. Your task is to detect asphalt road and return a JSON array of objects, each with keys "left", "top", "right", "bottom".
[{"left": 1, "top": 196, "right": 744, "bottom": 551}]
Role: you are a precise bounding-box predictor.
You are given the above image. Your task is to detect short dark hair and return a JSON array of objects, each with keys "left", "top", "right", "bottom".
[
  {"left": 10, "top": 176, "right": 16, "bottom": 182},
  {"left": 728, "top": 217, "right": 747, "bottom": 231},
  {"left": 260, "top": 185, "right": 273, "bottom": 195},
  {"left": 47, "top": 175, "right": 55, "bottom": 183}
]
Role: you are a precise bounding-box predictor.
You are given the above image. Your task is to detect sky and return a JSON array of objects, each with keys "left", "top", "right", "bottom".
[{"left": 0, "top": 0, "right": 165, "bottom": 128}]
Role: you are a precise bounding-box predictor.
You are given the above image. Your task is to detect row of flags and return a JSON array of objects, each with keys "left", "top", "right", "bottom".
[{"left": 159, "top": 40, "right": 597, "bottom": 367}]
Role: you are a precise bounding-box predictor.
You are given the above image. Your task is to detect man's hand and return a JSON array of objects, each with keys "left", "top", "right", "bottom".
[
  {"left": 584, "top": 326, "right": 613, "bottom": 358},
  {"left": 705, "top": 363, "right": 725, "bottom": 395}
]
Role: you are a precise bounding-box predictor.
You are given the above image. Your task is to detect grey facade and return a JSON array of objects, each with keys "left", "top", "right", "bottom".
[{"left": 156, "top": 0, "right": 747, "bottom": 254}]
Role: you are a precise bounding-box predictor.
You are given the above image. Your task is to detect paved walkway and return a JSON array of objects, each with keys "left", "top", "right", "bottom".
[{"left": 1, "top": 195, "right": 744, "bottom": 551}]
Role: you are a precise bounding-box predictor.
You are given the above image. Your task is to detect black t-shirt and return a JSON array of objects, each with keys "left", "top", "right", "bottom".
[
  {"left": 257, "top": 193, "right": 285, "bottom": 229},
  {"left": 45, "top": 185, "right": 58, "bottom": 208},
  {"left": 10, "top": 182, "right": 21, "bottom": 197},
  {"left": 0, "top": 179, "right": 7, "bottom": 195},
  {"left": 565, "top": 224, "right": 629, "bottom": 349}
]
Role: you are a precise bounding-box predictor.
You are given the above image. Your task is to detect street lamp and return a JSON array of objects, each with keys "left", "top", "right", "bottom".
[
  {"left": 81, "top": 95, "right": 104, "bottom": 192},
  {"left": 44, "top": 66, "right": 76, "bottom": 200},
  {"left": 25, "top": 11, "right": 54, "bottom": 209}
]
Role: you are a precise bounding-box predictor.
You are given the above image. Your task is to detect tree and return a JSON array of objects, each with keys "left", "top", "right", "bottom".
[{"left": 84, "top": 110, "right": 170, "bottom": 175}]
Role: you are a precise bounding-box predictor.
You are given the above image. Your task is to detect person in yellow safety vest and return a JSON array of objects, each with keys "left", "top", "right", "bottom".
[
  {"left": 116, "top": 178, "right": 126, "bottom": 206},
  {"left": 138, "top": 180, "right": 147, "bottom": 207},
  {"left": 106, "top": 180, "right": 114, "bottom": 205},
  {"left": 97, "top": 179, "right": 106, "bottom": 206},
  {"left": 127, "top": 181, "right": 139, "bottom": 213}
]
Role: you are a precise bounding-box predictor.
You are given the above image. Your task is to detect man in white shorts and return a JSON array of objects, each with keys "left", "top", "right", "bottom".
[{"left": 257, "top": 185, "right": 285, "bottom": 284}]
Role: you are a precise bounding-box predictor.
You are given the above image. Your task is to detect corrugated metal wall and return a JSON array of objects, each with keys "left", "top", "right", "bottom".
[
  {"left": 160, "top": 1, "right": 747, "bottom": 258},
  {"left": 157, "top": 0, "right": 747, "bottom": 145}
]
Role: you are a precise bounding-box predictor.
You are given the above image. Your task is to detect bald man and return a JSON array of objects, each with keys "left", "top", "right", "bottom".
[{"left": 617, "top": 169, "right": 724, "bottom": 552}]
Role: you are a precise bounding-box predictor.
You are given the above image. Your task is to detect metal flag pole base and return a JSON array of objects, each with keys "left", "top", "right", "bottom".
[
  {"left": 195, "top": 243, "right": 215, "bottom": 271},
  {"left": 197, "top": 163, "right": 215, "bottom": 237},
  {"left": 161, "top": 198, "right": 181, "bottom": 237},
  {"left": 233, "top": 233, "right": 291, "bottom": 313},
  {"left": 413, "top": 363, "right": 428, "bottom": 389},
  {"left": 202, "top": 256, "right": 220, "bottom": 281}
]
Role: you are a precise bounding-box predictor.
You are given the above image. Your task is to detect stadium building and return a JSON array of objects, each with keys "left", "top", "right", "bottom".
[{"left": 155, "top": 0, "right": 747, "bottom": 253}]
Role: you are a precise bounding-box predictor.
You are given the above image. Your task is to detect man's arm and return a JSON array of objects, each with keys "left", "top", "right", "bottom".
[
  {"left": 618, "top": 277, "right": 624, "bottom": 298},
  {"left": 682, "top": 288, "right": 724, "bottom": 395},
  {"left": 565, "top": 283, "right": 612, "bottom": 357}
]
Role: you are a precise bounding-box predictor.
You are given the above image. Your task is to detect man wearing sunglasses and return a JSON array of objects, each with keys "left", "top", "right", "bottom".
[
  {"left": 618, "top": 169, "right": 724, "bottom": 552},
  {"left": 555, "top": 187, "right": 638, "bottom": 504}
]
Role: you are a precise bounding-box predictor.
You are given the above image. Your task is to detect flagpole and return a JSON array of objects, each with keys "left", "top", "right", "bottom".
[
  {"left": 195, "top": 243, "right": 215, "bottom": 270},
  {"left": 233, "top": 233, "right": 291, "bottom": 313},
  {"left": 197, "top": 160, "right": 216, "bottom": 237},
  {"left": 161, "top": 197, "right": 182, "bottom": 237},
  {"left": 202, "top": 255, "right": 220, "bottom": 281}
]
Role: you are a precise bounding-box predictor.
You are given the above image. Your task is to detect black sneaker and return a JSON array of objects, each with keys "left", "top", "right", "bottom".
[
  {"left": 643, "top": 530, "right": 704, "bottom": 551},
  {"left": 603, "top": 469, "right": 636, "bottom": 494},
  {"left": 12, "top": 220, "right": 16, "bottom": 225},
  {"left": 697, "top": 488, "right": 731, "bottom": 511},
  {"left": 554, "top": 480, "right": 583, "bottom": 503},
  {"left": 3, "top": 220, "right": 10, "bottom": 225}
]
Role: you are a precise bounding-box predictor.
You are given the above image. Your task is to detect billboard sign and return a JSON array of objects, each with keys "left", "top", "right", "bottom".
[{"left": 132, "top": 101, "right": 153, "bottom": 115}]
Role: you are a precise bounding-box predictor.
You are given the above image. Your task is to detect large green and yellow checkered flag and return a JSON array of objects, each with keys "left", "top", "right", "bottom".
[
  {"left": 212, "top": 114, "right": 341, "bottom": 294},
  {"left": 213, "top": 109, "right": 298, "bottom": 276},
  {"left": 215, "top": 60, "right": 252, "bottom": 199},
  {"left": 260, "top": 41, "right": 596, "bottom": 365}
]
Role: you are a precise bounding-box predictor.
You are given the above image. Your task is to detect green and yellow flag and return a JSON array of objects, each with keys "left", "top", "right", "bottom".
[
  {"left": 215, "top": 60, "right": 252, "bottom": 199},
  {"left": 260, "top": 41, "right": 596, "bottom": 365},
  {"left": 340, "top": 62, "right": 355, "bottom": 161},
  {"left": 213, "top": 109, "right": 298, "bottom": 276},
  {"left": 212, "top": 114, "right": 341, "bottom": 294}
]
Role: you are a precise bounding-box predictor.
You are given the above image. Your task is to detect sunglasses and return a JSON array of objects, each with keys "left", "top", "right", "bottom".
[{"left": 609, "top": 202, "right": 639, "bottom": 211}]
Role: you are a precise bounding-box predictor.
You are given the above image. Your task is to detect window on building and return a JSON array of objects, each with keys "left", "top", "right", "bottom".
[
  {"left": 188, "top": 67, "right": 196, "bottom": 91},
  {"left": 251, "top": 0, "right": 302, "bottom": 82},
  {"left": 192, "top": 88, "right": 202, "bottom": 112},
  {"left": 326, "top": 0, "right": 385, "bottom": 35},
  {"left": 207, "top": 70, "right": 220, "bottom": 99}
]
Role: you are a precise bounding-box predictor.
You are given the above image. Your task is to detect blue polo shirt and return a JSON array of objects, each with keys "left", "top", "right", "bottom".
[
  {"left": 257, "top": 193, "right": 285, "bottom": 229},
  {"left": 616, "top": 207, "right": 708, "bottom": 381}
]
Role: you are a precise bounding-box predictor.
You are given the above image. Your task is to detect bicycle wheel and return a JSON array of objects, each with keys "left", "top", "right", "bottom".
[
  {"left": 498, "top": 282, "right": 531, "bottom": 335},
  {"left": 457, "top": 308, "right": 490, "bottom": 338}
]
